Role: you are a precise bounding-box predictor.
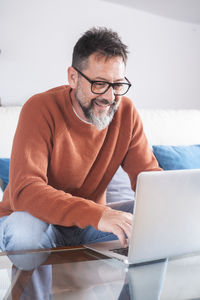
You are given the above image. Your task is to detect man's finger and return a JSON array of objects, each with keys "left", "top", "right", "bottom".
[
  {"left": 121, "top": 212, "right": 133, "bottom": 224},
  {"left": 113, "top": 226, "right": 128, "bottom": 247},
  {"left": 120, "top": 222, "right": 132, "bottom": 241}
]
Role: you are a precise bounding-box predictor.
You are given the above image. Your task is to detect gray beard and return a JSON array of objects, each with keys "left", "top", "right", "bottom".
[{"left": 76, "top": 97, "right": 120, "bottom": 130}]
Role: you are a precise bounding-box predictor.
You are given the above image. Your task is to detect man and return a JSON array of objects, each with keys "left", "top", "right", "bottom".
[{"left": 0, "top": 27, "right": 161, "bottom": 252}]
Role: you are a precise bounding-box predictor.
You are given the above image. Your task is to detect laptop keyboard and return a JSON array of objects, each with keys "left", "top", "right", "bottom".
[{"left": 110, "top": 247, "right": 129, "bottom": 256}]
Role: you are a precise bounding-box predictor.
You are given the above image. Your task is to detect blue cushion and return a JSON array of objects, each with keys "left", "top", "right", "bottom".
[
  {"left": 0, "top": 158, "right": 10, "bottom": 191},
  {"left": 152, "top": 145, "right": 200, "bottom": 170}
]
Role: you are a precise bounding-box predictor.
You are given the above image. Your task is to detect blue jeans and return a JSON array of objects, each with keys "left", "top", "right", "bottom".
[{"left": 0, "top": 200, "right": 134, "bottom": 253}]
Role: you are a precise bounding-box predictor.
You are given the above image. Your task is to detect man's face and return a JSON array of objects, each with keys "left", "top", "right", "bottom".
[{"left": 72, "top": 53, "right": 126, "bottom": 130}]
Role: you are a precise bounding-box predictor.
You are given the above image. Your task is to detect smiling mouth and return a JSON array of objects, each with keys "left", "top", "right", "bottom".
[{"left": 94, "top": 99, "right": 114, "bottom": 108}]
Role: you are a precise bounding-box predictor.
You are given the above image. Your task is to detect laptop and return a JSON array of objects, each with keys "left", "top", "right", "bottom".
[{"left": 84, "top": 169, "right": 200, "bottom": 265}]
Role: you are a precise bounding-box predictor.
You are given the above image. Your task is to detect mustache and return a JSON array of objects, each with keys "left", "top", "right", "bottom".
[{"left": 92, "top": 98, "right": 117, "bottom": 106}]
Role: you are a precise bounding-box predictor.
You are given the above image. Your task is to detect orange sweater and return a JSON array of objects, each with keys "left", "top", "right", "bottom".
[{"left": 0, "top": 86, "right": 160, "bottom": 228}]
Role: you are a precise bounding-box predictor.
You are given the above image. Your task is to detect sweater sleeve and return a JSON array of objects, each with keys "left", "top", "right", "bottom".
[
  {"left": 121, "top": 105, "right": 162, "bottom": 191},
  {"left": 8, "top": 97, "right": 106, "bottom": 229}
]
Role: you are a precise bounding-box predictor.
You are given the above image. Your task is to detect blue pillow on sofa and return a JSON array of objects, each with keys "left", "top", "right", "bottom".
[
  {"left": 0, "top": 158, "right": 10, "bottom": 191},
  {"left": 152, "top": 145, "right": 200, "bottom": 170}
]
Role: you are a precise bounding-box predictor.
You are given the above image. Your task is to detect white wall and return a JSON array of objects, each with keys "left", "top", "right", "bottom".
[{"left": 1, "top": 0, "right": 200, "bottom": 109}]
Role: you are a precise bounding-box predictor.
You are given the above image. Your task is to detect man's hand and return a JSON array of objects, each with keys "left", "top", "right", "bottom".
[{"left": 97, "top": 208, "right": 133, "bottom": 247}]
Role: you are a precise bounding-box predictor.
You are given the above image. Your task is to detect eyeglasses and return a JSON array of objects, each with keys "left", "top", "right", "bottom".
[{"left": 73, "top": 66, "right": 132, "bottom": 96}]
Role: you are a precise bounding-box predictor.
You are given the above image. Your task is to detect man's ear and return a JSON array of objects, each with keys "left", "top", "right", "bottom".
[{"left": 68, "top": 66, "right": 78, "bottom": 89}]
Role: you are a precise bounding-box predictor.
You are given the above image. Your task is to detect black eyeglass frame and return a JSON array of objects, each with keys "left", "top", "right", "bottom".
[{"left": 73, "top": 66, "right": 132, "bottom": 96}]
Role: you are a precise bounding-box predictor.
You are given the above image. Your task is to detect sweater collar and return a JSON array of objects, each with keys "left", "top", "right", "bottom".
[{"left": 70, "top": 90, "right": 92, "bottom": 125}]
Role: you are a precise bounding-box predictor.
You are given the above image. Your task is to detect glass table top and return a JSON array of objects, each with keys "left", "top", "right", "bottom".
[{"left": 1, "top": 246, "right": 200, "bottom": 299}]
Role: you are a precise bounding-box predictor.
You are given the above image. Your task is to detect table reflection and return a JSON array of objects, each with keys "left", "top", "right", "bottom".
[
  {"left": 11, "top": 264, "right": 52, "bottom": 300},
  {"left": 4, "top": 249, "right": 169, "bottom": 300}
]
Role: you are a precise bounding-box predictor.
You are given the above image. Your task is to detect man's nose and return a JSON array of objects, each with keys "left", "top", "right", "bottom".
[{"left": 103, "top": 86, "right": 115, "bottom": 103}]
